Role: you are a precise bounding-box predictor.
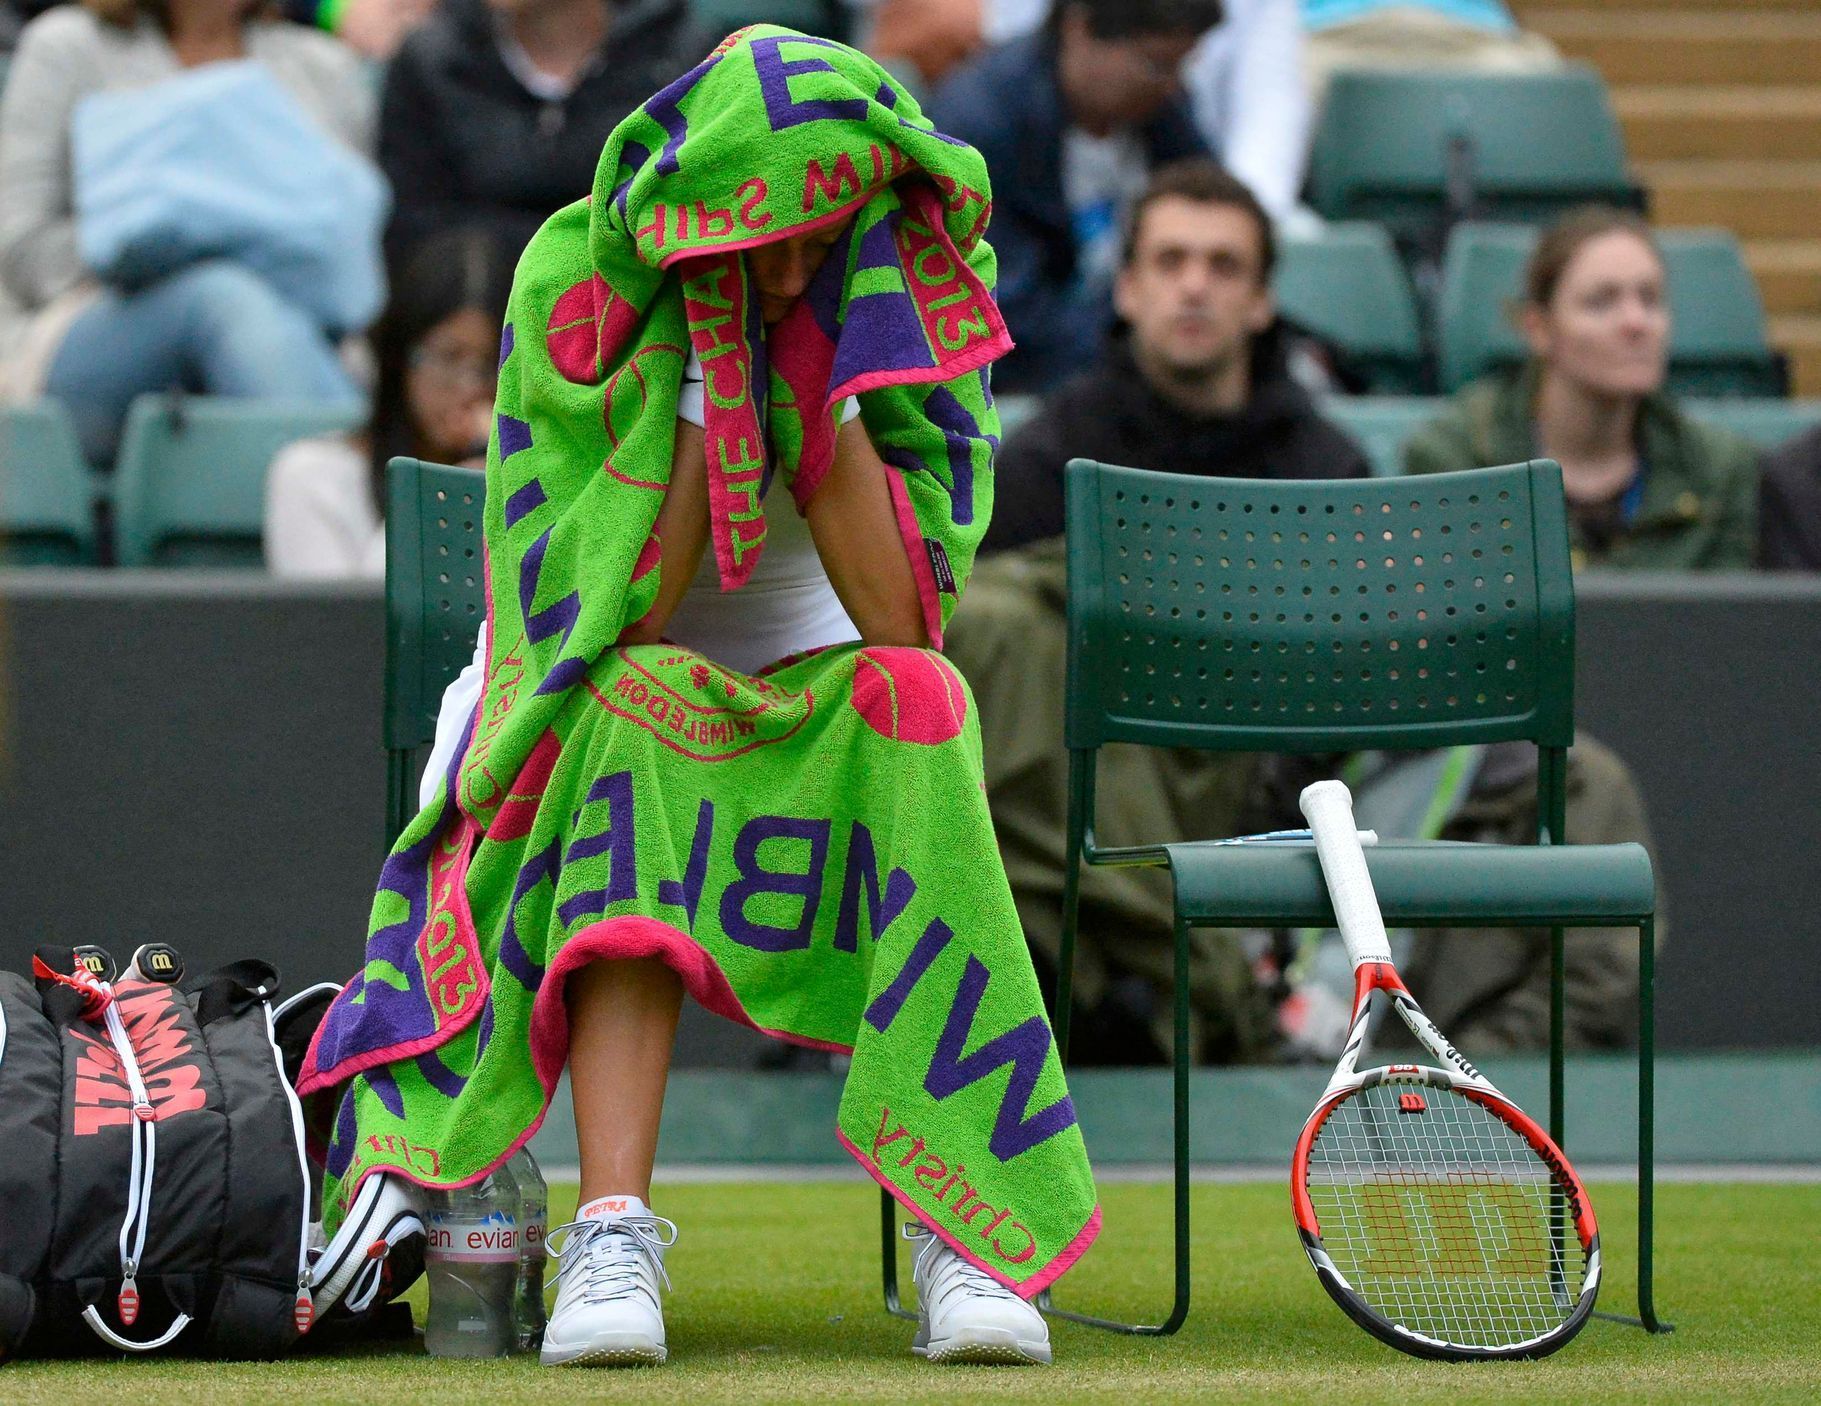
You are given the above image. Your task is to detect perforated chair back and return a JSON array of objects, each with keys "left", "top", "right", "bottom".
[
  {"left": 0, "top": 400, "right": 96, "bottom": 564},
  {"left": 1062, "top": 459, "right": 1575, "bottom": 756},
  {"left": 1276, "top": 224, "right": 1426, "bottom": 392},
  {"left": 384, "top": 458, "right": 486, "bottom": 839},
  {"left": 1316, "top": 395, "right": 1446, "bottom": 478},
  {"left": 1308, "top": 67, "right": 1636, "bottom": 236},
  {"left": 114, "top": 395, "right": 364, "bottom": 566},
  {"left": 1439, "top": 224, "right": 1781, "bottom": 394}
]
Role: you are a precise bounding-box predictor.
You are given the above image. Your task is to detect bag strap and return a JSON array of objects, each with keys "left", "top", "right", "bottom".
[{"left": 80, "top": 1303, "right": 193, "bottom": 1353}]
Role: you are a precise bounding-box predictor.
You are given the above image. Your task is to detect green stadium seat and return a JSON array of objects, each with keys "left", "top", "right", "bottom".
[
  {"left": 1317, "top": 395, "right": 1445, "bottom": 477},
  {"left": 1276, "top": 224, "right": 1426, "bottom": 392},
  {"left": 1437, "top": 223, "right": 1784, "bottom": 395},
  {"left": 113, "top": 396, "right": 364, "bottom": 568},
  {"left": 0, "top": 400, "right": 98, "bottom": 565},
  {"left": 1307, "top": 66, "right": 1640, "bottom": 243},
  {"left": 688, "top": 0, "right": 848, "bottom": 39},
  {"left": 1685, "top": 398, "right": 1821, "bottom": 450}
]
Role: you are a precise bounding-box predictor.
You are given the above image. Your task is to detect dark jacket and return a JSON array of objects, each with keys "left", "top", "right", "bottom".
[
  {"left": 926, "top": 34, "right": 1208, "bottom": 395},
  {"left": 1404, "top": 365, "right": 1760, "bottom": 571},
  {"left": 378, "top": 0, "right": 710, "bottom": 269},
  {"left": 1760, "top": 424, "right": 1821, "bottom": 570},
  {"left": 981, "top": 329, "right": 1373, "bottom": 553}
]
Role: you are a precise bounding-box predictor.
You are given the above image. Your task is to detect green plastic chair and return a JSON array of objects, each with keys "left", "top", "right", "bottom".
[
  {"left": 1307, "top": 66, "right": 1640, "bottom": 243},
  {"left": 1315, "top": 395, "right": 1445, "bottom": 478},
  {"left": 1438, "top": 224, "right": 1784, "bottom": 395},
  {"left": 0, "top": 400, "right": 98, "bottom": 564},
  {"left": 384, "top": 457, "right": 488, "bottom": 844},
  {"left": 1276, "top": 224, "right": 1427, "bottom": 393},
  {"left": 1048, "top": 457, "right": 1664, "bottom": 1337},
  {"left": 1685, "top": 398, "right": 1821, "bottom": 450},
  {"left": 689, "top": 0, "right": 848, "bottom": 38},
  {"left": 114, "top": 395, "right": 365, "bottom": 567}
]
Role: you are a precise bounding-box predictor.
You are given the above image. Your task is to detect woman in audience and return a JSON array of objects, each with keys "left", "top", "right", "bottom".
[
  {"left": 265, "top": 228, "right": 516, "bottom": 579},
  {"left": 1407, "top": 206, "right": 1759, "bottom": 569},
  {"left": 0, "top": 0, "right": 378, "bottom": 462}
]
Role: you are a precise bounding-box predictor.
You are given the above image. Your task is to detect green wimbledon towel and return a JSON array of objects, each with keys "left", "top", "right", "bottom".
[{"left": 298, "top": 27, "right": 1098, "bottom": 1296}]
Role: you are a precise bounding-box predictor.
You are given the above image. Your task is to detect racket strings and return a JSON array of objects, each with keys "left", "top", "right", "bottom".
[{"left": 1304, "top": 1083, "right": 1589, "bottom": 1350}]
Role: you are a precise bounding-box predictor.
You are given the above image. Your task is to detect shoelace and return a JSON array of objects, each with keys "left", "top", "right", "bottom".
[
  {"left": 903, "top": 1223, "right": 1007, "bottom": 1313},
  {"left": 546, "top": 1213, "right": 679, "bottom": 1306}
]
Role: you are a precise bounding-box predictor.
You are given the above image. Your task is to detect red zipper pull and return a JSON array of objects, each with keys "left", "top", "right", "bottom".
[
  {"left": 292, "top": 1281, "right": 315, "bottom": 1335},
  {"left": 118, "top": 1274, "right": 140, "bottom": 1326}
]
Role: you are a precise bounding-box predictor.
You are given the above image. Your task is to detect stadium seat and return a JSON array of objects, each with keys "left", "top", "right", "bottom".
[
  {"left": 113, "top": 396, "right": 364, "bottom": 568},
  {"left": 1306, "top": 66, "right": 1640, "bottom": 245},
  {"left": 1275, "top": 225, "right": 1427, "bottom": 393},
  {"left": 1039, "top": 457, "right": 1664, "bottom": 1336},
  {"left": 0, "top": 400, "right": 98, "bottom": 565},
  {"left": 1317, "top": 395, "right": 1445, "bottom": 477},
  {"left": 689, "top": 0, "right": 849, "bottom": 38},
  {"left": 1685, "top": 398, "right": 1821, "bottom": 450},
  {"left": 382, "top": 457, "right": 487, "bottom": 845},
  {"left": 1437, "top": 223, "right": 1785, "bottom": 395}
]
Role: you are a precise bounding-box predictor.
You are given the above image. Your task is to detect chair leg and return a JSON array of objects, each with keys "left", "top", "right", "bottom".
[
  {"left": 880, "top": 1186, "right": 915, "bottom": 1320},
  {"left": 1037, "top": 917, "right": 1192, "bottom": 1336}
]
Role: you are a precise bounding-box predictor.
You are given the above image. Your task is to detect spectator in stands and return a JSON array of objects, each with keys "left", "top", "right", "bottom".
[
  {"left": 1760, "top": 424, "right": 1821, "bottom": 570},
  {"left": 1301, "top": 1, "right": 1558, "bottom": 101},
  {"left": 0, "top": 0, "right": 376, "bottom": 463},
  {"left": 378, "top": 0, "right": 708, "bottom": 270},
  {"left": 984, "top": 158, "right": 1368, "bottom": 550},
  {"left": 1406, "top": 206, "right": 1759, "bottom": 569},
  {"left": 870, "top": 0, "right": 1310, "bottom": 222},
  {"left": 946, "top": 162, "right": 1368, "bottom": 1063},
  {"left": 265, "top": 228, "right": 515, "bottom": 579},
  {"left": 925, "top": 0, "right": 1227, "bottom": 394}
]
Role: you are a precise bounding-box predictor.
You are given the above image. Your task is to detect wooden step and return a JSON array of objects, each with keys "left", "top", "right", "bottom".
[
  {"left": 1616, "top": 86, "right": 1821, "bottom": 161},
  {"left": 1527, "top": 11, "right": 1821, "bottom": 85},
  {"left": 1746, "top": 240, "right": 1821, "bottom": 316},
  {"left": 1770, "top": 313, "right": 1821, "bottom": 396},
  {"left": 1639, "top": 160, "right": 1821, "bottom": 239}
]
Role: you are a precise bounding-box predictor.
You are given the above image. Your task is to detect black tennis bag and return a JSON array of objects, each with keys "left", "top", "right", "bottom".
[{"left": 0, "top": 946, "right": 422, "bottom": 1362}]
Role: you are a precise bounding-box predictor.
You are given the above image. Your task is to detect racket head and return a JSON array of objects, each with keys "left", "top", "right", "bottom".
[{"left": 1291, "top": 1066, "right": 1601, "bottom": 1361}]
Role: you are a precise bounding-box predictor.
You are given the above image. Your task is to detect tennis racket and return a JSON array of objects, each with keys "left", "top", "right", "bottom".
[{"left": 1290, "top": 779, "right": 1600, "bottom": 1360}]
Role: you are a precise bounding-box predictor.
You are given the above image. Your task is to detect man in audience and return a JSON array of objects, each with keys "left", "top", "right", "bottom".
[
  {"left": 1761, "top": 423, "right": 1821, "bottom": 570},
  {"left": 925, "top": 0, "right": 1226, "bottom": 393},
  {"left": 379, "top": 0, "right": 708, "bottom": 269},
  {"left": 947, "top": 161, "right": 1368, "bottom": 1064},
  {"left": 984, "top": 159, "right": 1367, "bottom": 551}
]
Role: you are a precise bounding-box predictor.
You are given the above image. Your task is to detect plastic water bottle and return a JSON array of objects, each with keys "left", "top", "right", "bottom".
[
  {"left": 510, "top": 1149, "right": 548, "bottom": 1351},
  {"left": 423, "top": 1172, "right": 521, "bottom": 1357}
]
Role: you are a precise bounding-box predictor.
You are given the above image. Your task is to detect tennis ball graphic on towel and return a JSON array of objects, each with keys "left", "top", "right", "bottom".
[{"left": 850, "top": 648, "right": 967, "bottom": 745}]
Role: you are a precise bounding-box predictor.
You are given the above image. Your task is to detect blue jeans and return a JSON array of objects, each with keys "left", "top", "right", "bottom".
[{"left": 45, "top": 259, "right": 363, "bottom": 464}]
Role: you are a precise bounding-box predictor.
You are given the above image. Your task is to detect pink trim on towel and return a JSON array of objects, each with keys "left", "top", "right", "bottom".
[
  {"left": 528, "top": 915, "right": 853, "bottom": 1090},
  {"left": 654, "top": 198, "right": 878, "bottom": 269},
  {"left": 884, "top": 468, "right": 945, "bottom": 650},
  {"left": 833, "top": 1125, "right": 1100, "bottom": 1300}
]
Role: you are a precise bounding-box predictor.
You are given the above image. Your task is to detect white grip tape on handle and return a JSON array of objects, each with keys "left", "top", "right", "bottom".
[{"left": 1299, "top": 780, "right": 1394, "bottom": 968}]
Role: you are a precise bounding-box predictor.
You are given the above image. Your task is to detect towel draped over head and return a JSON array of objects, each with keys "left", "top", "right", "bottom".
[{"left": 296, "top": 27, "right": 1098, "bottom": 1299}]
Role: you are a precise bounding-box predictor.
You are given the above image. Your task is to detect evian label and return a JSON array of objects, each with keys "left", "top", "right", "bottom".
[{"left": 426, "top": 1209, "right": 520, "bottom": 1262}]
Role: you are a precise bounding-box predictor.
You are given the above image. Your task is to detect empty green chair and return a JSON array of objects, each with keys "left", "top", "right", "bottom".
[
  {"left": 1317, "top": 395, "right": 1446, "bottom": 477},
  {"left": 0, "top": 400, "right": 97, "bottom": 565},
  {"left": 1685, "top": 398, "right": 1821, "bottom": 450},
  {"left": 383, "top": 457, "right": 487, "bottom": 844},
  {"left": 1437, "top": 224, "right": 1783, "bottom": 396},
  {"left": 113, "top": 395, "right": 364, "bottom": 567},
  {"left": 1276, "top": 224, "right": 1427, "bottom": 392},
  {"left": 1308, "top": 66, "right": 1639, "bottom": 243},
  {"left": 690, "top": 0, "right": 848, "bottom": 38},
  {"left": 1042, "top": 457, "right": 1664, "bottom": 1336}
]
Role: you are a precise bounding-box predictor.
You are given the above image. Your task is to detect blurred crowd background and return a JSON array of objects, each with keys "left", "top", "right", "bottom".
[{"left": 3, "top": 0, "right": 1819, "bottom": 1065}]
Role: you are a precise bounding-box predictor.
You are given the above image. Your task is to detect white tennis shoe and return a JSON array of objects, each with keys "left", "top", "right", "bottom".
[
  {"left": 540, "top": 1195, "right": 676, "bottom": 1367},
  {"left": 906, "top": 1224, "right": 1051, "bottom": 1365}
]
